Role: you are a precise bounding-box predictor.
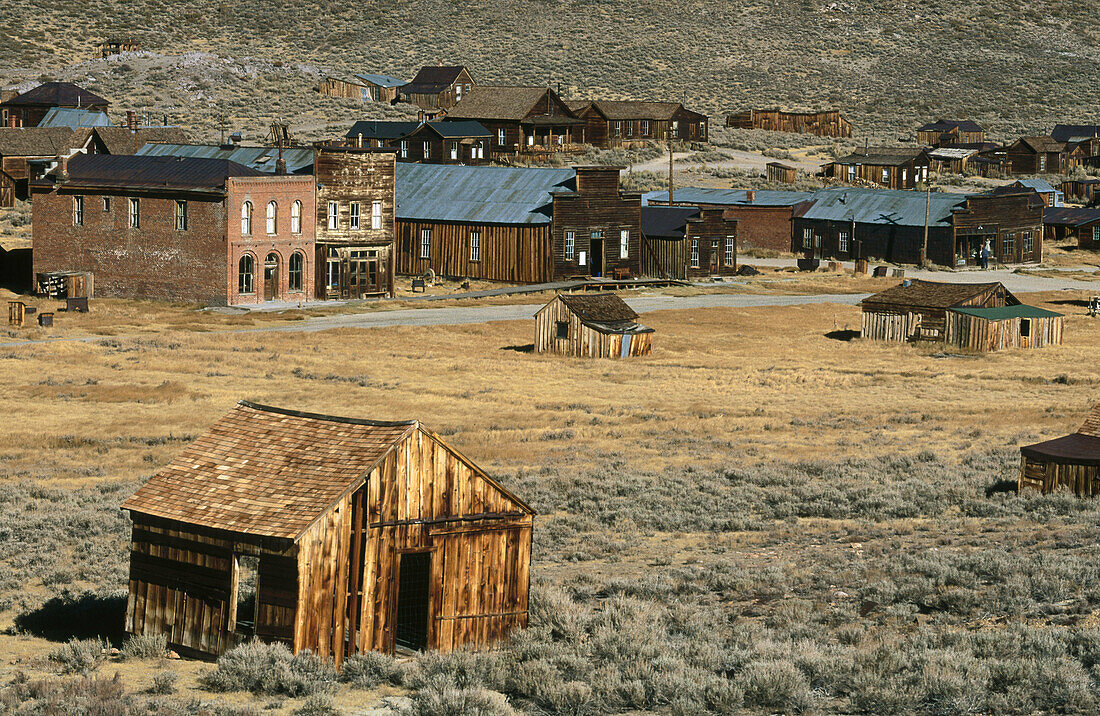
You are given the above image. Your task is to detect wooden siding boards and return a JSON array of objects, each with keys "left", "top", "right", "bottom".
[
  {"left": 534, "top": 294, "right": 653, "bottom": 358},
  {"left": 1019, "top": 406, "right": 1100, "bottom": 497},
  {"left": 944, "top": 311, "right": 1062, "bottom": 351},
  {"left": 952, "top": 191, "right": 1044, "bottom": 265},
  {"left": 123, "top": 403, "right": 534, "bottom": 661},
  {"left": 396, "top": 220, "right": 552, "bottom": 282},
  {"left": 726, "top": 109, "right": 852, "bottom": 138},
  {"left": 551, "top": 167, "right": 642, "bottom": 279}
]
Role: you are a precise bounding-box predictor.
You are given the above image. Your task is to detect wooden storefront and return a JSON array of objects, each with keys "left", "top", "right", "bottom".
[
  {"left": 535, "top": 293, "right": 653, "bottom": 358},
  {"left": 121, "top": 401, "right": 535, "bottom": 663},
  {"left": 1020, "top": 406, "right": 1100, "bottom": 497}
]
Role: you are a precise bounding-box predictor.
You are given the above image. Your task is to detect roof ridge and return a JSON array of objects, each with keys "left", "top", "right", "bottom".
[{"left": 237, "top": 400, "right": 418, "bottom": 427}]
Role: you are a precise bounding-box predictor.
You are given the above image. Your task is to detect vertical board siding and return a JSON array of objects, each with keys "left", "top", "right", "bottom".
[
  {"left": 534, "top": 297, "right": 652, "bottom": 358},
  {"left": 396, "top": 220, "right": 552, "bottom": 283},
  {"left": 1020, "top": 457, "right": 1100, "bottom": 497}
]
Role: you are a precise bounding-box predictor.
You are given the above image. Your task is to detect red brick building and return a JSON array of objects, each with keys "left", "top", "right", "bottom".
[{"left": 31, "top": 154, "right": 315, "bottom": 306}]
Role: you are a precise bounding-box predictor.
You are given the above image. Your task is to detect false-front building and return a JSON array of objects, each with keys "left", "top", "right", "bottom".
[{"left": 121, "top": 401, "right": 535, "bottom": 662}]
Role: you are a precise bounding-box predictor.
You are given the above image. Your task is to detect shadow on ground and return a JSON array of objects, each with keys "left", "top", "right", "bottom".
[
  {"left": 824, "top": 330, "right": 860, "bottom": 342},
  {"left": 986, "top": 479, "right": 1019, "bottom": 497},
  {"left": 501, "top": 343, "right": 535, "bottom": 353},
  {"left": 14, "top": 591, "right": 128, "bottom": 644}
]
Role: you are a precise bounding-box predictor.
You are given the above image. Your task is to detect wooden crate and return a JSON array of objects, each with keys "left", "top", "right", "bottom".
[{"left": 8, "top": 301, "right": 25, "bottom": 327}]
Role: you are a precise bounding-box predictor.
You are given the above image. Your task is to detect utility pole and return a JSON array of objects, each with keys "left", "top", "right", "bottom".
[{"left": 921, "top": 185, "right": 930, "bottom": 267}]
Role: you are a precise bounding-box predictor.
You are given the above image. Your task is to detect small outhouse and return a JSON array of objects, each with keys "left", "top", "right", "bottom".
[
  {"left": 121, "top": 401, "right": 534, "bottom": 664},
  {"left": 535, "top": 293, "right": 653, "bottom": 358}
]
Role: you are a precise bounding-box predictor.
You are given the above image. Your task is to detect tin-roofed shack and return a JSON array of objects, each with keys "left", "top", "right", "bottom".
[
  {"left": 1020, "top": 406, "right": 1100, "bottom": 497},
  {"left": 536, "top": 293, "right": 653, "bottom": 357},
  {"left": 121, "top": 401, "right": 535, "bottom": 662}
]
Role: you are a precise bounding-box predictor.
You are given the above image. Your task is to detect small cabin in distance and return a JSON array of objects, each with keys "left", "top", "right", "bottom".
[
  {"left": 535, "top": 293, "right": 653, "bottom": 358},
  {"left": 765, "top": 162, "right": 797, "bottom": 183},
  {"left": 1020, "top": 405, "right": 1100, "bottom": 497},
  {"left": 121, "top": 401, "right": 535, "bottom": 663}
]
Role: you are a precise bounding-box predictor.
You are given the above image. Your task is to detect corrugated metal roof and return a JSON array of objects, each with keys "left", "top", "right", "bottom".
[
  {"left": 1015, "top": 178, "right": 1055, "bottom": 193},
  {"left": 642, "top": 187, "right": 814, "bottom": 207},
  {"left": 37, "top": 107, "right": 113, "bottom": 129},
  {"left": 928, "top": 147, "right": 978, "bottom": 160},
  {"left": 135, "top": 143, "right": 315, "bottom": 174},
  {"left": 396, "top": 164, "right": 574, "bottom": 225},
  {"left": 799, "top": 187, "right": 968, "bottom": 228},
  {"left": 1043, "top": 206, "right": 1100, "bottom": 227},
  {"left": 354, "top": 73, "right": 406, "bottom": 88},
  {"left": 35, "top": 153, "right": 264, "bottom": 193}
]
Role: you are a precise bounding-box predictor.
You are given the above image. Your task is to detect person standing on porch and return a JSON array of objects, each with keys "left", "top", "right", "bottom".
[{"left": 980, "top": 240, "right": 991, "bottom": 269}]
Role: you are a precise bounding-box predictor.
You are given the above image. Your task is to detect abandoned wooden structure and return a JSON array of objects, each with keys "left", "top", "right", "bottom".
[
  {"left": 1020, "top": 406, "right": 1100, "bottom": 497},
  {"left": 95, "top": 39, "right": 140, "bottom": 58},
  {"left": 445, "top": 86, "right": 586, "bottom": 158},
  {"left": 640, "top": 205, "right": 737, "bottom": 279},
  {"left": 320, "top": 74, "right": 405, "bottom": 103},
  {"left": 0, "top": 82, "right": 110, "bottom": 129},
  {"left": 952, "top": 186, "right": 1044, "bottom": 266},
  {"left": 765, "top": 162, "right": 797, "bottom": 184},
  {"left": 0, "top": 127, "right": 85, "bottom": 206},
  {"left": 399, "top": 66, "right": 474, "bottom": 112},
  {"left": 535, "top": 293, "right": 653, "bottom": 358},
  {"left": 823, "top": 147, "right": 931, "bottom": 189},
  {"left": 1042, "top": 207, "right": 1100, "bottom": 248},
  {"left": 927, "top": 147, "right": 980, "bottom": 175},
  {"left": 1060, "top": 178, "right": 1100, "bottom": 206},
  {"left": 396, "top": 122, "right": 491, "bottom": 165},
  {"left": 567, "top": 100, "right": 707, "bottom": 148},
  {"left": 860, "top": 279, "right": 1056, "bottom": 351},
  {"left": 1003, "top": 136, "right": 1073, "bottom": 175},
  {"left": 314, "top": 146, "right": 397, "bottom": 299},
  {"left": 121, "top": 401, "right": 534, "bottom": 662},
  {"left": 916, "top": 119, "right": 987, "bottom": 147},
  {"left": 725, "top": 109, "right": 852, "bottom": 138}
]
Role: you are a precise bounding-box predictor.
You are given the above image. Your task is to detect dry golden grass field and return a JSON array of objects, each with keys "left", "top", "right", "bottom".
[{"left": 3, "top": 288, "right": 1100, "bottom": 713}]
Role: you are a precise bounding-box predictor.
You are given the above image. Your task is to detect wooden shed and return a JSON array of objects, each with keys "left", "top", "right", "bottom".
[
  {"left": 121, "top": 401, "right": 534, "bottom": 663},
  {"left": 765, "top": 162, "right": 797, "bottom": 183},
  {"left": 944, "top": 304, "right": 1063, "bottom": 351},
  {"left": 1020, "top": 406, "right": 1100, "bottom": 497},
  {"left": 860, "top": 279, "right": 1019, "bottom": 344},
  {"left": 535, "top": 293, "right": 653, "bottom": 358}
]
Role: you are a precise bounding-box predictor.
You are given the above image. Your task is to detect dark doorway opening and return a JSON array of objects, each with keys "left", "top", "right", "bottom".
[
  {"left": 263, "top": 253, "right": 279, "bottom": 301},
  {"left": 589, "top": 237, "right": 603, "bottom": 277},
  {"left": 235, "top": 555, "right": 259, "bottom": 637},
  {"left": 395, "top": 551, "right": 431, "bottom": 651}
]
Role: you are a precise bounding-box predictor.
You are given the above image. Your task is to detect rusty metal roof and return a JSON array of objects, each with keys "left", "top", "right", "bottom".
[
  {"left": 1043, "top": 206, "right": 1100, "bottom": 227},
  {"left": 121, "top": 401, "right": 418, "bottom": 539},
  {"left": 396, "top": 163, "right": 574, "bottom": 225},
  {"left": 135, "top": 143, "right": 314, "bottom": 174}
]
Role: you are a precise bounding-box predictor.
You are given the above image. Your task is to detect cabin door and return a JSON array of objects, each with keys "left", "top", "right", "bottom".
[
  {"left": 709, "top": 240, "right": 719, "bottom": 273},
  {"left": 394, "top": 551, "right": 431, "bottom": 651},
  {"left": 589, "top": 234, "right": 604, "bottom": 277}
]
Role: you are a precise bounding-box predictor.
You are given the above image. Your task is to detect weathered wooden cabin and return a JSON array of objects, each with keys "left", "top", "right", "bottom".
[
  {"left": 0, "top": 127, "right": 85, "bottom": 206},
  {"left": 535, "top": 293, "right": 653, "bottom": 358},
  {"left": 121, "top": 401, "right": 534, "bottom": 662},
  {"left": 95, "top": 39, "right": 140, "bottom": 58},
  {"left": 399, "top": 66, "right": 474, "bottom": 112},
  {"left": 1020, "top": 406, "right": 1100, "bottom": 497},
  {"left": 952, "top": 186, "right": 1044, "bottom": 266},
  {"left": 765, "top": 162, "right": 797, "bottom": 183},
  {"left": 1060, "top": 178, "right": 1100, "bottom": 206},
  {"left": 640, "top": 205, "right": 737, "bottom": 279},
  {"left": 916, "top": 119, "right": 987, "bottom": 147},
  {"left": 823, "top": 147, "right": 931, "bottom": 189},
  {"left": 320, "top": 74, "right": 405, "bottom": 103},
  {"left": 0, "top": 82, "right": 110, "bottom": 129},
  {"left": 567, "top": 100, "right": 707, "bottom": 148},
  {"left": 1003, "top": 136, "right": 1072, "bottom": 175},
  {"left": 445, "top": 86, "right": 586, "bottom": 159},
  {"left": 725, "top": 109, "right": 852, "bottom": 138},
  {"left": 1042, "top": 207, "right": 1100, "bottom": 248},
  {"left": 860, "top": 279, "right": 1057, "bottom": 350},
  {"left": 927, "top": 147, "right": 979, "bottom": 174}
]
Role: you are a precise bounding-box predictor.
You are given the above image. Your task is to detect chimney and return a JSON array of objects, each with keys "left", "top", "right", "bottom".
[
  {"left": 126, "top": 110, "right": 136, "bottom": 131},
  {"left": 745, "top": 190, "right": 755, "bottom": 203},
  {"left": 7, "top": 115, "right": 16, "bottom": 129},
  {"left": 57, "top": 154, "right": 69, "bottom": 183}
]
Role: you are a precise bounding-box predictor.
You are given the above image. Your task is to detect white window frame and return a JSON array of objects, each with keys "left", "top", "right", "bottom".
[
  {"left": 423, "top": 140, "right": 431, "bottom": 159},
  {"left": 128, "top": 198, "right": 140, "bottom": 228},
  {"left": 497, "top": 128, "right": 506, "bottom": 146},
  {"left": 838, "top": 231, "right": 849, "bottom": 253},
  {"left": 266, "top": 201, "right": 277, "bottom": 234},
  {"left": 642, "top": 120, "right": 650, "bottom": 135},
  {"left": 350, "top": 201, "right": 361, "bottom": 230},
  {"left": 1023, "top": 232, "right": 1033, "bottom": 255},
  {"left": 400, "top": 140, "right": 408, "bottom": 159},
  {"left": 847, "top": 165, "right": 855, "bottom": 181},
  {"left": 690, "top": 239, "right": 700, "bottom": 268},
  {"left": 241, "top": 201, "right": 252, "bottom": 235},
  {"left": 371, "top": 201, "right": 382, "bottom": 230},
  {"left": 470, "top": 231, "right": 480, "bottom": 262},
  {"left": 450, "top": 141, "right": 458, "bottom": 160},
  {"left": 802, "top": 228, "right": 813, "bottom": 249},
  {"left": 420, "top": 228, "right": 431, "bottom": 259},
  {"left": 620, "top": 229, "right": 629, "bottom": 258},
  {"left": 291, "top": 200, "right": 302, "bottom": 234},
  {"left": 328, "top": 201, "right": 338, "bottom": 230},
  {"left": 565, "top": 231, "right": 575, "bottom": 261},
  {"left": 175, "top": 200, "right": 187, "bottom": 231},
  {"left": 881, "top": 167, "right": 889, "bottom": 184},
  {"left": 73, "top": 196, "right": 83, "bottom": 226},
  {"left": 1094, "top": 225, "right": 1100, "bottom": 244},
  {"left": 725, "top": 236, "right": 734, "bottom": 265}
]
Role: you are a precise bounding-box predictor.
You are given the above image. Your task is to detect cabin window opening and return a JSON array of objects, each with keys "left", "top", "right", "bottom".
[
  {"left": 450, "top": 141, "right": 458, "bottom": 160},
  {"left": 1023, "top": 232, "right": 1033, "bottom": 255},
  {"left": 802, "top": 228, "right": 813, "bottom": 249},
  {"left": 620, "top": 229, "right": 629, "bottom": 258},
  {"left": 232, "top": 555, "right": 259, "bottom": 636},
  {"left": 423, "top": 140, "right": 431, "bottom": 159},
  {"left": 555, "top": 320, "right": 569, "bottom": 339},
  {"left": 613, "top": 121, "right": 621, "bottom": 137},
  {"left": 371, "top": 201, "right": 383, "bottom": 230},
  {"left": 847, "top": 165, "right": 855, "bottom": 181},
  {"left": 238, "top": 254, "right": 255, "bottom": 294},
  {"left": 128, "top": 198, "right": 140, "bottom": 228},
  {"left": 241, "top": 201, "right": 252, "bottom": 235},
  {"left": 102, "top": 197, "right": 110, "bottom": 212},
  {"left": 420, "top": 228, "right": 431, "bottom": 258},
  {"left": 1039, "top": 155, "right": 1047, "bottom": 172},
  {"left": 328, "top": 201, "right": 338, "bottom": 230},
  {"left": 350, "top": 202, "right": 361, "bottom": 230},
  {"left": 470, "top": 231, "right": 480, "bottom": 262},
  {"left": 291, "top": 200, "right": 302, "bottom": 234},
  {"left": 1093, "top": 226, "right": 1100, "bottom": 244},
  {"left": 902, "top": 168, "right": 908, "bottom": 184},
  {"left": 1020, "top": 318, "right": 1032, "bottom": 338},
  {"left": 642, "top": 120, "right": 650, "bottom": 135},
  {"left": 73, "top": 196, "right": 83, "bottom": 226},
  {"left": 838, "top": 231, "right": 849, "bottom": 253},
  {"left": 690, "top": 239, "right": 700, "bottom": 268},
  {"left": 326, "top": 248, "right": 341, "bottom": 290},
  {"left": 881, "top": 168, "right": 889, "bottom": 184},
  {"left": 175, "top": 200, "right": 187, "bottom": 231},
  {"left": 394, "top": 551, "right": 431, "bottom": 651},
  {"left": 1004, "top": 233, "right": 1015, "bottom": 257},
  {"left": 725, "top": 236, "right": 734, "bottom": 266},
  {"left": 565, "top": 231, "right": 575, "bottom": 260},
  {"left": 289, "top": 251, "right": 304, "bottom": 291},
  {"left": 400, "top": 140, "right": 408, "bottom": 159},
  {"left": 497, "top": 128, "right": 506, "bottom": 146}
]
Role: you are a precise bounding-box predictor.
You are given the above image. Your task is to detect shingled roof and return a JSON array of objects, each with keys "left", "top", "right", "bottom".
[
  {"left": 580, "top": 100, "right": 697, "bottom": 121},
  {"left": 402, "top": 66, "right": 469, "bottom": 94},
  {"left": 121, "top": 402, "right": 419, "bottom": 539},
  {"left": 1015, "top": 136, "right": 1066, "bottom": 154},
  {"left": 832, "top": 147, "right": 927, "bottom": 166},
  {"left": 0, "top": 127, "right": 81, "bottom": 157},
  {"left": 1, "top": 82, "right": 109, "bottom": 108},
  {"left": 93, "top": 126, "right": 191, "bottom": 155},
  {"left": 447, "top": 86, "right": 580, "bottom": 122},
  {"left": 861, "top": 279, "right": 1018, "bottom": 311},
  {"left": 1021, "top": 406, "right": 1100, "bottom": 466},
  {"left": 555, "top": 293, "right": 653, "bottom": 335}
]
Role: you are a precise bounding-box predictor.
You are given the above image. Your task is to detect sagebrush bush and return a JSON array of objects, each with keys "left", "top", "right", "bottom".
[
  {"left": 200, "top": 641, "right": 337, "bottom": 697},
  {"left": 404, "top": 673, "right": 514, "bottom": 716},
  {"left": 121, "top": 632, "right": 167, "bottom": 660},
  {"left": 340, "top": 651, "right": 403, "bottom": 689},
  {"left": 149, "top": 670, "right": 178, "bottom": 694},
  {"left": 293, "top": 692, "right": 339, "bottom": 715},
  {"left": 736, "top": 659, "right": 815, "bottom": 713},
  {"left": 47, "top": 638, "right": 108, "bottom": 675}
]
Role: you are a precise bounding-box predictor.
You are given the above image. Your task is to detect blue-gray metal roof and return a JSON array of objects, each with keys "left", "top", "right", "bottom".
[
  {"left": 355, "top": 74, "right": 406, "bottom": 88},
  {"left": 396, "top": 164, "right": 575, "bottom": 225},
  {"left": 642, "top": 187, "right": 814, "bottom": 206},
  {"left": 345, "top": 121, "right": 420, "bottom": 140},
  {"left": 37, "top": 107, "right": 113, "bottom": 129},
  {"left": 798, "top": 187, "right": 968, "bottom": 228},
  {"left": 134, "top": 143, "right": 315, "bottom": 174},
  {"left": 1016, "top": 178, "right": 1056, "bottom": 193}
]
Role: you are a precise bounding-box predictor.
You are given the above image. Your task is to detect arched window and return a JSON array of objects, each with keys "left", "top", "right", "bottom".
[
  {"left": 291, "top": 200, "right": 302, "bottom": 234},
  {"left": 289, "top": 251, "right": 304, "bottom": 291},
  {"left": 266, "top": 201, "right": 277, "bottom": 234},
  {"left": 241, "top": 201, "right": 252, "bottom": 235},
  {"left": 238, "top": 254, "right": 254, "bottom": 294}
]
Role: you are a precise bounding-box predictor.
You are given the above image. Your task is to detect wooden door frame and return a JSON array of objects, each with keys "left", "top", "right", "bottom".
[{"left": 389, "top": 546, "right": 436, "bottom": 654}]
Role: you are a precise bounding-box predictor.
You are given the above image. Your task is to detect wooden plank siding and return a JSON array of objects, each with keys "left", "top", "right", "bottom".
[
  {"left": 551, "top": 167, "right": 642, "bottom": 279},
  {"left": 640, "top": 238, "right": 688, "bottom": 279},
  {"left": 1020, "top": 457, "right": 1100, "bottom": 497},
  {"left": 944, "top": 312, "right": 1063, "bottom": 351},
  {"left": 395, "top": 220, "right": 552, "bottom": 282},
  {"left": 534, "top": 296, "right": 653, "bottom": 358},
  {"left": 726, "top": 109, "right": 852, "bottom": 138}
]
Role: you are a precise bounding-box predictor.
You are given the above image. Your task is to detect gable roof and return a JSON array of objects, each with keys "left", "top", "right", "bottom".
[
  {"left": 1015, "top": 136, "right": 1066, "bottom": 153},
  {"left": 552, "top": 293, "right": 653, "bottom": 335},
  {"left": 1052, "top": 124, "right": 1100, "bottom": 143},
  {"left": 135, "top": 142, "right": 315, "bottom": 174},
  {"left": 35, "top": 153, "right": 264, "bottom": 193},
  {"left": 447, "top": 86, "right": 579, "bottom": 122},
  {"left": 1042, "top": 206, "right": 1100, "bottom": 227},
  {"left": 355, "top": 73, "right": 406, "bottom": 88},
  {"left": 93, "top": 126, "right": 191, "bottom": 155},
  {"left": 641, "top": 205, "right": 700, "bottom": 238},
  {"left": 121, "top": 401, "right": 419, "bottom": 539},
  {"left": 0, "top": 127, "right": 81, "bottom": 157},
  {"left": 2, "top": 82, "right": 109, "bottom": 108},
  {"left": 402, "top": 66, "right": 469, "bottom": 95},
  {"left": 1021, "top": 405, "right": 1100, "bottom": 466},
  {"left": 918, "top": 119, "right": 985, "bottom": 133},
  {"left": 642, "top": 187, "right": 814, "bottom": 207},
  {"left": 413, "top": 120, "right": 491, "bottom": 139},
  {"left": 345, "top": 120, "right": 421, "bottom": 141},
  {"left": 928, "top": 147, "right": 979, "bottom": 160},
  {"left": 1013, "top": 178, "right": 1056, "bottom": 193},
  {"left": 862, "top": 279, "right": 1017, "bottom": 310},
  {"left": 580, "top": 100, "right": 693, "bottom": 121},
  {"left": 396, "top": 163, "right": 574, "bottom": 225},
  {"left": 832, "top": 147, "right": 927, "bottom": 166},
  {"left": 38, "top": 107, "right": 113, "bottom": 129}
]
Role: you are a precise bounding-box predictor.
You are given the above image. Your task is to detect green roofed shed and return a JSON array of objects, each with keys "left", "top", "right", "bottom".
[{"left": 949, "top": 305, "right": 1063, "bottom": 320}]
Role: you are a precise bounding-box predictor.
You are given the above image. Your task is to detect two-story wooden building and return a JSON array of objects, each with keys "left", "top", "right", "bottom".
[
  {"left": 951, "top": 186, "right": 1045, "bottom": 266},
  {"left": 567, "top": 100, "right": 707, "bottom": 148},
  {"left": 399, "top": 66, "right": 474, "bottom": 113},
  {"left": 916, "top": 119, "right": 987, "bottom": 147},
  {"left": 445, "top": 87, "right": 586, "bottom": 159},
  {"left": 823, "top": 147, "right": 931, "bottom": 189},
  {"left": 640, "top": 205, "right": 737, "bottom": 279},
  {"left": 314, "top": 146, "right": 397, "bottom": 299},
  {"left": 0, "top": 82, "right": 110, "bottom": 128},
  {"left": 1003, "top": 136, "right": 1072, "bottom": 174}
]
